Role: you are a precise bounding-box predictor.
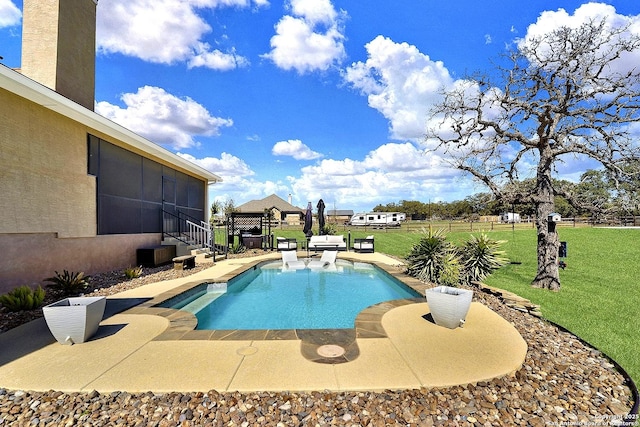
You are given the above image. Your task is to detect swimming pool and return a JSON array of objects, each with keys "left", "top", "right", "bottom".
[{"left": 160, "top": 260, "right": 420, "bottom": 330}]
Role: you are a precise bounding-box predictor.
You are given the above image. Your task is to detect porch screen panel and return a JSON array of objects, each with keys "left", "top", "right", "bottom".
[{"left": 90, "top": 135, "right": 206, "bottom": 235}]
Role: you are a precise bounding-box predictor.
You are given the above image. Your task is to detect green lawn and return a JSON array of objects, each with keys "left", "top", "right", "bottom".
[
  {"left": 479, "top": 227, "right": 640, "bottom": 389},
  {"left": 273, "top": 226, "right": 640, "bottom": 386}
]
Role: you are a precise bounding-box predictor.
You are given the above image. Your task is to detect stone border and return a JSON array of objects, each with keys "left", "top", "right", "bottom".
[
  {"left": 126, "top": 256, "right": 429, "bottom": 341},
  {"left": 467, "top": 281, "right": 638, "bottom": 424},
  {"left": 470, "top": 281, "right": 543, "bottom": 317}
]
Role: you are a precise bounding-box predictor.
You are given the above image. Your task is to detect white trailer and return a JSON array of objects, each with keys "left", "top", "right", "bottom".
[
  {"left": 349, "top": 212, "right": 406, "bottom": 227},
  {"left": 500, "top": 212, "right": 521, "bottom": 223}
]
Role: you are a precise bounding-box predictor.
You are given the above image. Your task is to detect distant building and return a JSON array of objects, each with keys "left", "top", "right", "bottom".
[
  {"left": 327, "top": 210, "right": 354, "bottom": 224},
  {"left": 0, "top": 0, "right": 221, "bottom": 291},
  {"left": 237, "top": 194, "right": 305, "bottom": 225}
]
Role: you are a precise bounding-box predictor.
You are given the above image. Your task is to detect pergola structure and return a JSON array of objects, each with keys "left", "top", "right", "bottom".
[{"left": 226, "top": 212, "right": 273, "bottom": 255}]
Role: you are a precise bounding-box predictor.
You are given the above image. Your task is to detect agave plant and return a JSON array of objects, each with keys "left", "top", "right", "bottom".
[
  {"left": 460, "top": 233, "right": 508, "bottom": 283},
  {"left": 45, "top": 270, "right": 91, "bottom": 296},
  {"left": 0, "top": 285, "right": 46, "bottom": 312},
  {"left": 406, "top": 228, "right": 459, "bottom": 284}
]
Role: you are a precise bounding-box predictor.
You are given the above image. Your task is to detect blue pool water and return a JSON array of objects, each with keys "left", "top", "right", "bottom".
[{"left": 163, "top": 261, "right": 419, "bottom": 330}]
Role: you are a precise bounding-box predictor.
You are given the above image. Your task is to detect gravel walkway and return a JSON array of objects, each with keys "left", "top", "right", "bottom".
[{"left": 0, "top": 254, "right": 637, "bottom": 426}]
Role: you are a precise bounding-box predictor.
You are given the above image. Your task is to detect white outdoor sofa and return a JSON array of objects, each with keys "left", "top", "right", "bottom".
[{"left": 308, "top": 235, "right": 347, "bottom": 252}]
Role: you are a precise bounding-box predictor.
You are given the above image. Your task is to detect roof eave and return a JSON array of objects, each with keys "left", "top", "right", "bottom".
[{"left": 0, "top": 65, "right": 222, "bottom": 184}]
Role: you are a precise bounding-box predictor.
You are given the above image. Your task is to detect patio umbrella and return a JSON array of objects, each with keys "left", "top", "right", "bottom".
[
  {"left": 303, "top": 202, "right": 313, "bottom": 238},
  {"left": 303, "top": 202, "right": 313, "bottom": 257},
  {"left": 317, "top": 199, "right": 325, "bottom": 235}
]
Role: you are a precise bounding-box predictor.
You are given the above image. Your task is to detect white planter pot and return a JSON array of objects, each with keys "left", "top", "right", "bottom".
[
  {"left": 43, "top": 296, "right": 106, "bottom": 345},
  {"left": 426, "top": 286, "right": 473, "bottom": 329}
]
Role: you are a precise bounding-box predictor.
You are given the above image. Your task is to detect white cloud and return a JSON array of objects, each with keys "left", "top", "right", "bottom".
[
  {"left": 209, "top": 178, "right": 290, "bottom": 209},
  {"left": 344, "top": 36, "right": 455, "bottom": 141},
  {"left": 300, "top": 158, "right": 364, "bottom": 176},
  {"left": 188, "top": 44, "right": 250, "bottom": 70},
  {"left": 289, "top": 142, "right": 465, "bottom": 209},
  {"left": 96, "top": 0, "right": 259, "bottom": 70},
  {"left": 192, "top": 141, "right": 470, "bottom": 213},
  {"left": 177, "top": 152, "right": 291, "bottom": 207},
  {"left": 289, "top": 0, "right": 336, "bottom": 25},
  {"left": 262, "top": 0, "right": 346, "bottom": 74},
  {"left": 272, "top": 139, "right": 323, "bottom": 160},
  {"left": 177, "top": 152, "right": 254, "bottom": 178},
  {"left": 96, "top": 86, "right": 233, "bottom": 150},
  {"left": 519, "top": 3, "right": 640, "bottom": 75},
  {"left": 364, "top": 142, "right": 439, "bottom": 173},
  {"left": 0, "top": 0, "right": 20, "bottom": 28}
]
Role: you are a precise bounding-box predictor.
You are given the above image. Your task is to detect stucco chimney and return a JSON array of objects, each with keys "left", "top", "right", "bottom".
[
  {"left": 21, "top": 0, "right": 98, "bottom": 110},
  {"left": 288, "top": 194, "right": 292, "bottom": 205}
]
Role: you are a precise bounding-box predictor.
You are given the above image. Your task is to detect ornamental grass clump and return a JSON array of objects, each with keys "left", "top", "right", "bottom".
[
  {"left": 406, "top": 229, "right": 507, "bottom": 286},
  {"left": 0, "top": 285, "right": 46, "bottom": 312}
]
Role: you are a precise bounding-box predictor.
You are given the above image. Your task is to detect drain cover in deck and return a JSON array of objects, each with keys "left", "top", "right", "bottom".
[{"left": 316, "top": 344, "right": 346, "bottom": 358}]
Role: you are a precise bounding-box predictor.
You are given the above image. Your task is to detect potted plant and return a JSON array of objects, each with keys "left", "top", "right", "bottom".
[
  {"left": 42, "top": 270, "right": 105, "bottom": 345},
  {"left": 407, "top": 230, "right": 509, "bottom": 329},
  {"left": 424, "top": 251, "right": 473, "bottom": 329},
  {"left": 43, "top": 296, "right": 106, "bottom": 344},
  {"left": 425, "top": 285, "right": 473, "bottom": 329}
]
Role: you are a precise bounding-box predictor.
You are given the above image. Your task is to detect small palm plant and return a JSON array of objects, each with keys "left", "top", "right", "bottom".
[
  {"left": 406, "top": 228, "right": 460, "bottom": 285},
  {"left": 460, "top": 233, "right": 508, "bottom": 284},
  {"left": 45, "top": 270, "right": 91, "bottom": 296}
]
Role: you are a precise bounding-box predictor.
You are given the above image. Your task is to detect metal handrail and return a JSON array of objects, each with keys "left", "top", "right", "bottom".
[
  {"left": 162, "top": 210, "right": 212, "bottom": 251},
  {"left": 186, "top": 220, "right": 213, "bottom": 251},
  {"left": 162, "top": 210, "right": 183, "bottom": 241}
]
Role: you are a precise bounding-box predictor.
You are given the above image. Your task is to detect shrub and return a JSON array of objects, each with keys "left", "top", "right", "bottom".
[
  {"left": 439, "top": 251, "right": 463, "bottom": 287},
  {"left": 0, "top": 285, "right": 46, "bottom": 312},
  {"left": 229, "top": 242, "right": 246, "bottom": 254},
  {"left": 45, "top": 270, "right": 91, "bottom": 296},
  {"left": 124, "top": 265, "right": 143, "bottom": 279},
  {"left": 321, "top": 223, "right": 337, "bottom": 235},
  {"left": 460, "top": 233, "right": 508, "bottom": 283},
  {"left": 406, "top": 228, "right": 459, "bottom": 285},
  {"left": 406, "top": 229, "right": 508, "bottom": 286}
]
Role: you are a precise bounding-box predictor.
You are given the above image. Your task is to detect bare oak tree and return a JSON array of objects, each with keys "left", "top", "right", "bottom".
[{"left": 427, "top": 19, "right": 640, "bottom": 290}]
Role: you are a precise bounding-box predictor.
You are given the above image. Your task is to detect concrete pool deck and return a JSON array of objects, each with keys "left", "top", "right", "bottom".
[{"left": 0, "top": 252, "right": 527, "bottom": 393}]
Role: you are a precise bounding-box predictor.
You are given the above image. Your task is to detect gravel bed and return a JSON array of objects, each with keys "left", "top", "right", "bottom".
[{"left": 0, "top": 253, "right": 636, "bottom": 426}]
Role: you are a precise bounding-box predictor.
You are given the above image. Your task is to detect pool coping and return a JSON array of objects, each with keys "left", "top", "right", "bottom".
[
  {"left": 0, "top": 252, "right": 534, "bottom": 392},
  {"left": 119, "top": 253, "right": 431, "bottom": 363}
]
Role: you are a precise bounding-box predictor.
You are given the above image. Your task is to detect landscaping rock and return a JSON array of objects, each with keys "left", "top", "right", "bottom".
[{"left": 0, "top": 254, "right": 636, "bottom": 425}]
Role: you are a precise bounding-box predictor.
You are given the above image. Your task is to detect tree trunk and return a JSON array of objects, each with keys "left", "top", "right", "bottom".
[{"left": 531, "top": 155, "right": 561, "bottom": 291}]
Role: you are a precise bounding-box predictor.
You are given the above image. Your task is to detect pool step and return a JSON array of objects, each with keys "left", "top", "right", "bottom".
[{"left": 181, "top": 289, "right": 226, "bottom": 314}]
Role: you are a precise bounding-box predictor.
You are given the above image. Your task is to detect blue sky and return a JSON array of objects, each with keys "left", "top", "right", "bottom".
[{"left": 1, "top": 0, "right": 639, "bottom": 213}]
